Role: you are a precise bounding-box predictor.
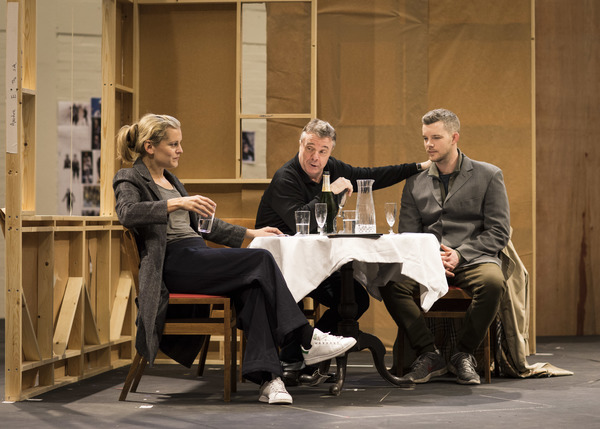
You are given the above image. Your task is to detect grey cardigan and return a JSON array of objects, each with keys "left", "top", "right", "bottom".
[{"left": 113, "top": 158, "right": 246, "bottom": 366}]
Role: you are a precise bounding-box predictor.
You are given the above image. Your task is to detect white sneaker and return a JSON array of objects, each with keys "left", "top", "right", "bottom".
[
  {"left": 301, "top": 328, "right": 357, "bottom": 366},
  {"left": 258, "top": 377, "right": 293, "bottom": 405}
]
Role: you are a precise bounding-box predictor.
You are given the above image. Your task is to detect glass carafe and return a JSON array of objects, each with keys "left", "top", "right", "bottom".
[{"left": 355, "top": 179, "right": 376, "bottom": 233}]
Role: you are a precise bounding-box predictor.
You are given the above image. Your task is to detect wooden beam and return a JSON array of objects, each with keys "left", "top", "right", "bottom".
[
  {"left": 21, "top": 292, "right": 42, "bottom": 362},
  {"left": 53, "top": 277, "right": 83, "bottom": 357},
  {"left": 110, "top": 272, "right": 132, "bottom": 341},
  {"left": 5, "top": 0, "right": 24, "bottom": 403},
  {"left": 100, "top": 0, "right": 117, "bottom": 215}
]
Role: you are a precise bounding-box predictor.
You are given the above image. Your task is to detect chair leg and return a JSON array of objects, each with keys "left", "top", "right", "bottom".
[
  {"left": 230, "top": 325, "right": 237, "bottom": 394},
  {"left": 238, "top": 330, "right": 245, "bottom": 383},
  {"left": 120, "top": 352, "right": 145, "bottom": 401},
  {"left": 197, "top": 335, "right": 211, "bottom": 377},
  {"left": 223, "top": 318, "right": 232, "bottom": 402},
  {"left": 131, "top": 357, "right": 147, "bottom": 393}
]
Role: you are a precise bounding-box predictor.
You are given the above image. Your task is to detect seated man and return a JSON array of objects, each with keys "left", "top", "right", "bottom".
[
  {"left": 380, "top": 108, "right": 510, "bottom": 385},
  {"left": 255, "top": 118, "right": 430, "bottom": 384}
]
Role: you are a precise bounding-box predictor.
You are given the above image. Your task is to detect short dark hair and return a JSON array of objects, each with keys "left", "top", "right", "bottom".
[{"left": 422, "top": 108, "right": 460, "bottom": 134}]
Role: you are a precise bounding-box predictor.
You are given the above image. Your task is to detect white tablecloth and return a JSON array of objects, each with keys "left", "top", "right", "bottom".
[{"left": 248, "top": 233, "right": 448, "bottom": 312}]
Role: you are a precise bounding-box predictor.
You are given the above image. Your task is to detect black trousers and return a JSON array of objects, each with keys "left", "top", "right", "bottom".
[{"left": 163, "top": 237, "right": 308, "bottom": 384}]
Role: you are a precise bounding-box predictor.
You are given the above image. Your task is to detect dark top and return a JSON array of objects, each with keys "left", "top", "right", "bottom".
[{"left": 255, "top": 154, "right": 419, "bottom": 234}]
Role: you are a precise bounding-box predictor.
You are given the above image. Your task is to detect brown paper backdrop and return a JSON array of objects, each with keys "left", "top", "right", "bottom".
[
  {"left": 138, "top": 3, "right": 237, "bottom": 180},
  {"left": 536, "top": 1, "right": 600, "bottom": 336},
  {"left": 129, "top": 0, "right": 599, "bottom": 343},
  {"left": 268, "top": 0, "right": 534, "bottom": 348}
]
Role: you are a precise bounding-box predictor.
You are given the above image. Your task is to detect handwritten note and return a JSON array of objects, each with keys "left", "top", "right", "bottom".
[{"left": 6, "top": 2, "right": 18, "bottom": 154}]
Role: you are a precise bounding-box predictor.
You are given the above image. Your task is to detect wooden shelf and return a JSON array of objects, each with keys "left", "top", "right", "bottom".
[
  {"left": 115, "top": 84, "right": 134, "bottom": 94},
  {"left": 180, "top": 178, "right": 271, "bottom": 185}
]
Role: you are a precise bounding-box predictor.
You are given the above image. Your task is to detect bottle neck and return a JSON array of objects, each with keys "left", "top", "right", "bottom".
[{"left": 322, "top": 173, "right": 331, "bottom": 192}]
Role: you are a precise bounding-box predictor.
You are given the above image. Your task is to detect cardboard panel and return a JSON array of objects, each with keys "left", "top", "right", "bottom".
[
  {"left": 268, "top": 0, "right": 534, "bottom": 345},
  {"left": 138, "top": 4, "right": 237, "bottom": 180},
  {"left": 536, "top": 1, "right": 600, "bottom": 335}
]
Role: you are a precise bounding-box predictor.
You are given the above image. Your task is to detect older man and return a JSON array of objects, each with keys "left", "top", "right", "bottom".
[
  {"left": 255, "top": 118, "right": 429, "bottom": 384},
  {"left": 381, "top": 108, "right": 510, "bottom": 385}
]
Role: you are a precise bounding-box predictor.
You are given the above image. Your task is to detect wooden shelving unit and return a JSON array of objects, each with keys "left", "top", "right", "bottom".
[
  {"left": 100, "top": 0, "right": 317, "bottom": 217},
  {"left": 4, "top": 0, "right": 316, "bottom": 401}
]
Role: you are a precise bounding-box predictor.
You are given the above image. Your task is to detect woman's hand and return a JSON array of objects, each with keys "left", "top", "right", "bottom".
[
  {"left": 420, "top": 160, "right": 432, "bottom": 170},
  {"left": 245, "top": 226, "right": 283, "bottom": 239},
  {"left": 168, "top": 195, "right": 216, "bottom": 217}
]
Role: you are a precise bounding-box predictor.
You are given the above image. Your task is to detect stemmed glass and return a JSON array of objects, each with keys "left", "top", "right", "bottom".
[
  {"left": 335, "top": 190, "right": 348, "bottom": 233},
  {"left": 315, "top": 203, "right": 328, "bottom": 236},
  {"left": 384, "top": 202, "right": 397, "bottom": 234}
]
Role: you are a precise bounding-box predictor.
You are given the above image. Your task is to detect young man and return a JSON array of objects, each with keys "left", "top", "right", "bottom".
[{"left": 381, "top": 108, "right": 510, "bottom": 385}]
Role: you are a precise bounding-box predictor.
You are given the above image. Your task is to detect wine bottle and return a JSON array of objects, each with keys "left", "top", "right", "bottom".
[{"left": 320, "top": 171, "right": 338, "bottom": 233}]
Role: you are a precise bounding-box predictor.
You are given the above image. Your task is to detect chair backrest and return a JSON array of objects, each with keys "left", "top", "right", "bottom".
[{"left": 122, "top": 229, "right": 140, "bottom": 296}]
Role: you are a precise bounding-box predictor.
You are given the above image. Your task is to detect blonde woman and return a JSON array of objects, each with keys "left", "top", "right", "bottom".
[{"left": 113, "top": 114, "right": 356, "bottom": 404}]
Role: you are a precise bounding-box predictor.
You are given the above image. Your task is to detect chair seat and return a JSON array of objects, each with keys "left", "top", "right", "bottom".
[
  {"left": 397, "top": 285, "right": 492, "bottom": 383},
  {"left": 169, "top": 293, "right": 228, "bottom": 299},
  {"left": 119, "top": 229, "right": 239, "bottom": 402}
]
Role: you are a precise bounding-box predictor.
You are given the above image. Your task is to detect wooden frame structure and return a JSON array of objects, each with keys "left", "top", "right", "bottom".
[{"left": 4, "top": 0, "right": 317, "bottom": 401}]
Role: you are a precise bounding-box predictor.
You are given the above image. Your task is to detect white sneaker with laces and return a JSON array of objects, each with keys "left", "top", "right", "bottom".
[
  {"left": 301, "top": 328, "right": 357, "bottom": 366},
  {"left": 258, "top": 377, "right": 293, "bottom": 405}
]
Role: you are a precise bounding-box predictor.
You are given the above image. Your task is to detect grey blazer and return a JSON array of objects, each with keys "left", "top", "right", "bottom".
[
  {"left": 113, "top": 158, "right": 246, "bottom": 366},
  {"left": 399, "top": 152, "right": 510, "bottom": 267}
]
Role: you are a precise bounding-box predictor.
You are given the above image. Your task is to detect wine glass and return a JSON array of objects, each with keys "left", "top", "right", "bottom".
[
  {"left": 315, "top": 203, "right": 327, "bottom": 236},
  {"left": 384, "top": 202, "right": 397, "bottom": 234},
  {"left": 336, "top": 189, "right": 348, "bottom": 233}
]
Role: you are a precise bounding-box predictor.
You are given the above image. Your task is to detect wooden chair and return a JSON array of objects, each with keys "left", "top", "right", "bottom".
[
  {"left": 395, "top": 286, "right": 492, "bottom": 383},
  {"left": 119, "top": 229, "right": 238, "bottom": 402}
]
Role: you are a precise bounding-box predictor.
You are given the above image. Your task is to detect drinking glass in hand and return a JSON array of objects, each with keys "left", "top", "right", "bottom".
[
  {"left": 384, "top": 202, "right": 397, "bottom": 234},
  {"left": 315, "top": 203, "right": 328, "bottom": 236}
]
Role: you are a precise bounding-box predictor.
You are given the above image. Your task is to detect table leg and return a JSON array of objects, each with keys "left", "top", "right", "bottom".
[{"left": 328, "top": 262, "right": 414, "bottom": 395}]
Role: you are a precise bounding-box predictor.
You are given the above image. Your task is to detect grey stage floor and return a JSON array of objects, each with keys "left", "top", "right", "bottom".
[{"left": 1, "top": 331, "right": 599, "bottom": 428}]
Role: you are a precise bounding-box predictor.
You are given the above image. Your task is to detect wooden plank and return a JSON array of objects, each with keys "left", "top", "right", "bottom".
[
  {"left": 21, "top": 292, "right": 41, "bottom": 362},
  {"left": 163, "top": 323, "right": 225, "bottom": 336},
  {"left": 53, "top": 277, "right": 83, "bottom": 356},
  {"left": 100, "top": 0, "right": 117, "bottom": 215},
  {"left": 96, "top": 231, "right": 112, "bottom": 343},
  {"left": 110, "top": 272, "right": 132, "bottom": 341},
  {"left": 52, "top": 237, "right": 70, "bottom": 324},
  {"left": 21, "top": 93, "right": 36, "bottom": 211},
  {"left": 37, "top": 232, "right": 54, "bottom": 359},
  {"left": 83, "top": 287, "right": 101, "bottom": 346},
  {"left": 22, "top": 0, "right": 36, "bottom": 90},
  {"left": 310, "top": 0, "right": 316, "bottom": 116},
  {"left": 5, "top": 0, "right": 23, "bottom": 402},
  {"left": 235, "top": 0, "right": 241, "bottom": 179},
  {"left": 87, "top": 235, "right": 98, "bottom": 317}
]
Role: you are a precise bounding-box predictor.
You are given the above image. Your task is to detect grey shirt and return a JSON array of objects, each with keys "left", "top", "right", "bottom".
[{"left": 157, "top": 185, "right": 198, "bottom": 243}]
